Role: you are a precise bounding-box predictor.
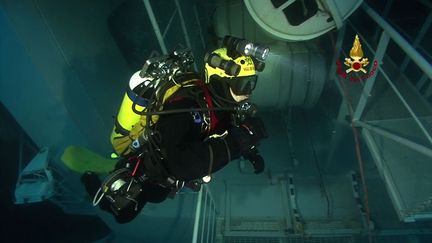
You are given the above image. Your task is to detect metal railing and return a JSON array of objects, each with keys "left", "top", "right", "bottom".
[
  {"left": 192, "top": 184, "right": 219, "bottom": 243},
  {"left": 331, "top": 1, "right": 432, "bottom": 221},
  {"left": 142, "top": 0, "right": 202, "bottom": 70},
  {"left": 352, "top": 2, "right": 432, "bottom": 154}
]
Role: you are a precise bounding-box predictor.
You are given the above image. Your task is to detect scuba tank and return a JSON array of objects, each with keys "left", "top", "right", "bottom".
[
  {"left": 110, "top": 49, "right": 194, "bottom": 156},
  {"left": 110, "top": 71, "right": 153, "bottom": 148}
]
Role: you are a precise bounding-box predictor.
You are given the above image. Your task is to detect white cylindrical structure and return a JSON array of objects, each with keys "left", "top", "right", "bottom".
[
  {"left": 213, "top": 2, "right": 327, "bottom": 109},
  {"left": 251, "top": 42, "right": 326, "bottom": 109},
  {"left": 243, "top": 0, "right": 363, "bottom": 41}
]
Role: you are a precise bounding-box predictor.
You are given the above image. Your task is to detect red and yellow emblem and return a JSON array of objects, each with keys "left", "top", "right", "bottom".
[{"left": 344, "top": 35, "right": 369, "bottom": 73}]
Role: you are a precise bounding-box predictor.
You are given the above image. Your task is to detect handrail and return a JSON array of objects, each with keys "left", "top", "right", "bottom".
[
  {"left": 378, "top": 66, "right": 432, "bottom": 144},
  {"left": 192, "top": 188, "right": 203, "bottom": 243},
  {"left": 192, "top": 184, "right": 218, "bottom": 243},
  {"left": 349, "top": 2, "right": 432, "bottom": 145},
  {"left": 143, "top": 0, "right": 168, "bottom": 55},
  {"left": 355, "top": 120, "right": 432, "bottom": 158},
  {"left": 361, "top": 3, "right": 432, "bottom": 80}
]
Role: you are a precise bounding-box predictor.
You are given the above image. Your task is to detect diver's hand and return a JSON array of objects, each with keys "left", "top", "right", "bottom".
[
  {"left": 228, "top": 126, "right": 255, "bottom": 155},
  {"left": 227, "top": 117, "right": 267, "bottom": 160},
  {"left": 227, "top": 128, "right": 264, "bottom": 159},
  {"left": 240, "top": 117, "right": 268, "bottom": 145},
  {"left": 243, "top": 149, "right": 265, "bottom": 174},
  {"left": 81, "top": 171, "right": 101, "bottom": 196}
]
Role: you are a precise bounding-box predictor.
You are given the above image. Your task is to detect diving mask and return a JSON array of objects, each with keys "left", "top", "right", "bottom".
[{"left": 229, "top": 75, "right": 258, "bottom": 96}]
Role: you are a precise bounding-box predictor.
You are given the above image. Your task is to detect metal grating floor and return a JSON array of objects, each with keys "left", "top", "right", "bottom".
[
  {"left": 224, "top": 236, "right": 280, "bottom": 243},
  {"left": 230, "top": 218, "right": 286, "bottom": 232},
  {"left": 224, "top": 234, "right": 432, "bottom": 243}
]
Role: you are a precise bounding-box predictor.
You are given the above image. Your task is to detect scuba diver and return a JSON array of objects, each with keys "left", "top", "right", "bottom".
[{"left": 81, "top": 36, "right": 269, "bottom": 223}]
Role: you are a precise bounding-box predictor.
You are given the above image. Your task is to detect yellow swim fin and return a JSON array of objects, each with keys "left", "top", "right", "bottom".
[{"left": 61, "top": 145, "right": 117, "bottom": 174}]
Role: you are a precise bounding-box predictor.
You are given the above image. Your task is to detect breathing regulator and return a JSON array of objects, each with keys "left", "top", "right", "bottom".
[{"left": 139, "top": 48, "right": 194, "bottom": 84}]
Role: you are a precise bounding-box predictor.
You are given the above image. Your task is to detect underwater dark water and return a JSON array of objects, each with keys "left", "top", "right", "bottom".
[
  {"left": 1, "top": 0, "right": 432, "bottom": 242},
  {"left": 0, "top": 103, "right": 110, "bottom": 243}
]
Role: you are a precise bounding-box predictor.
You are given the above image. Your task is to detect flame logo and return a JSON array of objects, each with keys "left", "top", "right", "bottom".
[
  {"left": 350, "top": 35, "right": 364, "bottom": 58},
  {"left": 344, "top": 34, "right": 369, "bottom": 73}
]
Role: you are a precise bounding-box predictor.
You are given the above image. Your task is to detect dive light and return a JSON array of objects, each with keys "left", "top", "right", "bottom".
[
  {"left": 204, "top": 52, "right": 240, "bottom": 76},
  {"left": 223, "top": 35, "right": 269, "bottom": 61}
]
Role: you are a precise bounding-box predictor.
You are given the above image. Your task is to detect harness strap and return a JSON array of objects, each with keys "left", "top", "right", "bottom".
[
  {"left": 196, "top": 80, "right": 218, "bottom": 132},
  {"left": 142, "top": 153, "right": 168, "bottom": 183},
  {"left": 132, "top": 78, "right": 218, "bottom": 193}
]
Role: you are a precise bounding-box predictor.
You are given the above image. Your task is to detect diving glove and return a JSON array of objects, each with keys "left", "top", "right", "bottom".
[
  {"left": 243, "top": 149, "right": 265, "bottom": 174},
  {"left": 227, "top": 116, "right": 267, "bottom": 155},
  {"left": 81, "top": 171, "right": 101, "bottom": 196},
  {"left": 239, "top": 117, "right": 268, "bottom": 145}
]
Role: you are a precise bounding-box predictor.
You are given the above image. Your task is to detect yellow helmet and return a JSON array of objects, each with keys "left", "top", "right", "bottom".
[{"left": 204, "top": 48, "right": 258, "bottom": 95}]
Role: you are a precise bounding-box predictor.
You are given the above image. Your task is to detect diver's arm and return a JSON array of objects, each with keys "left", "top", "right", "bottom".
[{"left": 156, "top": 99, "right": 238, "bottom": 181}]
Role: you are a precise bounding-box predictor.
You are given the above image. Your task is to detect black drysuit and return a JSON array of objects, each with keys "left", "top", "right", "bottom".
[
  {"left": 83, "top": 84, "right": 244, "bottom": 223},
  {"left": 155, "top": 96, "right": 239, "bottom": 181}
]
